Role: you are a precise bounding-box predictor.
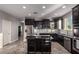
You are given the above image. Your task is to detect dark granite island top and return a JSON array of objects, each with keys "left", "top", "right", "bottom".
[{"left": 27, "top": 35, "right": 51, "bottom": 39}]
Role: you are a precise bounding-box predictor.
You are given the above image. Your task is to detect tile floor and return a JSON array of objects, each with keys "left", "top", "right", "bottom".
[
  {"left": 0, "top": 39, "right": 27, "bottom": 54},
  {"left": 0, "top": 39, "right": 70, "bottom": 54},
  {"left": 51, "top": 42, "right": 70, "bottom": 54}
]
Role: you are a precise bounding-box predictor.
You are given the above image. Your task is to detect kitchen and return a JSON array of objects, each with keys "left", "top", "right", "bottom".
[
  {"left": 24, "top": 4, "right": 79, "bottom": 54},
  {"left": 0, "top": 0, "right": 79, "bottom": 59},
  {"left": 0, "top": 4, "right": 79, "bottom": 54}
]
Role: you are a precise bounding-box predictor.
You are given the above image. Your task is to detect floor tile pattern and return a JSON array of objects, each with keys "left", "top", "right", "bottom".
[{"left": 0, "top": 39, "right": 70, "bottom": 54}]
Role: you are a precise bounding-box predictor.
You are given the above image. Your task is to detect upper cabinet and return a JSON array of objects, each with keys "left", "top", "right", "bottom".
[
  {"left": 53, "top": 18, "right": 58, "bottom": 29},
  {"left": 72, "top": 5, "right": 79, "bottom": 37},
  {"left": 72, "top": 5, "right": 79, "bottom": 27},
  {"left": 25, "top": 18, "right": 34, "bottom": 25},
  {"left": 33, "top": 19, "right": 50, "bottom": 29},
  {"left": 33, "top": 21, "right": 42, "bottom": 29},
  {"left": 42, "top": 19, "right": 50, "bottom": 29}
]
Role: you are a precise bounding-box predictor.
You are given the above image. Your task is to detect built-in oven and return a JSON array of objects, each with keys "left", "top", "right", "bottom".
[
  {"left": 73, "top": 28, "right": 79, "bottom": 53},
  {"left": 73, "top": 38, "right": 79, "bottom": 49},
  {"left": 72, "top": 38, "right": 79, "bottom": 54},
  {"left": 72, "top": 28, "right": 79, "bottom": 53}
]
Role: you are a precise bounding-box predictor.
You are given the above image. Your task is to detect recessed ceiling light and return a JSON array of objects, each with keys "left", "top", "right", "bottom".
[
  {"left": 22, "top": 6, "right": 26, "bottom": 9},
  {"left": 42, "top": 6, "right": 46, "bottom": 9},
  {"left": 62, "top": 5, "right": 66, "bottom": 9},
  {"left": 28, "top": 13, "right": 31, "bottom": 16}
]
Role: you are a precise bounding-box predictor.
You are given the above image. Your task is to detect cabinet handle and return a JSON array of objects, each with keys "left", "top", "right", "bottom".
[{"left": 45, "top": 41, "right": 50, "bottom": 42}]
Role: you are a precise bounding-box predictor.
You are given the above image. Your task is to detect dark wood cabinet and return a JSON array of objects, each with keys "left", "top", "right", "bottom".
[
  {"left": 28, "top": 39, "right": 36, "bottom": 53},
  {"left": 73, "top": 5, "right": 79, "bottom": 28},
  {"left": 42, "top": 19, "right": 50, "bottom": 28},
  {"left": 73, "top": 6, "right": 79, "bottom": 23},
  {"left": 72, "top": 5, "right": 79, "bottom": 37},
  {"left": 54, "top": 21, "right": 57, "bottom": 29},
  {"left": 25, "top": 18, "right": 34, "bottom": 25},
  {"left": 33, "top": 19, "right": 50, "bottom": 29},
  {"left": 53, "top": 18, "right": 58, "bottom": 29},
  {"left": 33, "top": 21, "right": 42, "bottom": 29},
  {"left": 27, "top": 36, "right": 51, "bottom": 54}
]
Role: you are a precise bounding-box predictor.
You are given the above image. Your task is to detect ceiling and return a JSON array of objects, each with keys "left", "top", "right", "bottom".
[{"left": 0, "top": 4, "right": 77, "bottom": 20}]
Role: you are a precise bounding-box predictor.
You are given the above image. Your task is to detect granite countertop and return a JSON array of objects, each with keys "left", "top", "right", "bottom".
[
  {"left": 26, "top": 33, "right": 79, "bottom": 39},
  {"left": 27, "top": 35, "right": 51, "bottom": 39},
  {"left": 54, "top": 33, "right": 73, "bottom": 39},
  {"left": 56, "top": 33, "right": 79, "bottom": 39}
]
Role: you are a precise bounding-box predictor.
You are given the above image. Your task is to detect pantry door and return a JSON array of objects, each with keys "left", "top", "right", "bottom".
[{"left": 2, "top": 19, "right": 11, "bottom": 45}]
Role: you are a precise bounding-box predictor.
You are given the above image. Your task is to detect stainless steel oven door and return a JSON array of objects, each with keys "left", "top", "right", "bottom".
[{"left": 73, "top": 38, "right": 79, "bottom": 50}]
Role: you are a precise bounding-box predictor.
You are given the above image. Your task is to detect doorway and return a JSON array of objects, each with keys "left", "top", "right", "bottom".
[{"left": 18, "top": 26, "right": 21, "bottom": 37}]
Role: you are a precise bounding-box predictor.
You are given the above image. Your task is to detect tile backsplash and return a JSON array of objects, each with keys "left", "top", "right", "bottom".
[
  {"left": 34, "top": 29, "right": 52, "bottom": 34},
  {"left": 33, "top": 28, "right": 73, "bottom": 36},
  {"left": 59, "top": 30, "right": 73, "bottom": 36}
]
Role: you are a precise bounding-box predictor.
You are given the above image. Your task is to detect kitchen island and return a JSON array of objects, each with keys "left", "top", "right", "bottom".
[{"left": 27, "top": 35, "right": 51, "bottom": 54}]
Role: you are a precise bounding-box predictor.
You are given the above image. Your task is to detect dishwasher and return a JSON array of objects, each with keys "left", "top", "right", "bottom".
[{"left": 64, "top": 37, "right": 72, "bottom": 52}]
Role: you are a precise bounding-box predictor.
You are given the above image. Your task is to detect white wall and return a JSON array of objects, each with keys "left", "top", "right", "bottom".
[
  {"left": 0, "top": 33, "right": 3, "bottom": 48},
  {"left": 0, "top": 11, "right": 4, "bottom": 33},
  {"left": 11, "top": 19, "right": 20, "bottom": 43},
  {"left": 0, "top": 10, "right": 21, "bottom": 46},
  {"left": 0, "top": 18, "right": 2, "bottom": 33}
]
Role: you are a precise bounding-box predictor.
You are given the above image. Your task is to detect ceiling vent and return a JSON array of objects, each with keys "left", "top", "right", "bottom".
[{"left": 33, "top": 12, "right": 38, "bottom": 14}]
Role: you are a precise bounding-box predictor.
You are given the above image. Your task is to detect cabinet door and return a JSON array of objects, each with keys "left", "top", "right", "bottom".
[
  {"left": 27, "top": 39, "right": 36, "bottom": 53},
  {"left": 54, "top": 22, "right": 57, "bottom": 29},
  {"left": 36, "top": 39, "right": 42, "bottom": 52},
  {"left": 25, "top": 19, "right": 34, "bottom": 25},
  {"left": 64, "top": 37, "right": 71, "bottom": 52},
  {"left": 42, "top": 19, "right": 50, "bottom": 28},
  {"left": 73, "top": 5, "right": 79, "bottom": 24}
]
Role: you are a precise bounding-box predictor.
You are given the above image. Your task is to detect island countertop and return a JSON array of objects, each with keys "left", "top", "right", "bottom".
[{"left": 26, "top": 35, "right": 51, "bottom": 39}]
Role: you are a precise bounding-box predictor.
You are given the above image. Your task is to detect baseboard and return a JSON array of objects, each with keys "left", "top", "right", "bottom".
[
  {"left": 10, "top": 38, "right": 18, "bottom": 43},
  {"left": 3, "top": 38, "right": 18, "bottom": 47}
]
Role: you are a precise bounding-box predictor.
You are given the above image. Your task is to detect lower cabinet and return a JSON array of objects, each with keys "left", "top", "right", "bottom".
[
  {"left": 64, "top": 37, "right": 72, "bottom": 52},
  {"left": 27, "top": 39, "right": 36, "bottom": 53}
]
